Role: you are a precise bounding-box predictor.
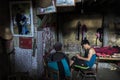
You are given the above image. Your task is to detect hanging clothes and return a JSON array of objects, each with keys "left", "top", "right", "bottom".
[
  {"left": 95, "top": 32, "right": 100, "bottom": 46},
  {"left": 81, "top": 24, "right": 87, "bottom": 41},
  {"left": 76, "top": 21, "right": 81, "bottom": 40},
  {"left": 96, "top": 28, "right": 103, "bottom": 43}
]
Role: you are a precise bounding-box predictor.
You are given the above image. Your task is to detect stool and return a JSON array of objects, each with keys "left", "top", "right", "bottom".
[
  {"left": 74, "top": 61, "right": 98, "bottom": 80},
  {"left": 47, "top": 64, "right": 71, "bottom": 80},
  {"left": 78, "top": 68, "right": 97, "bottom": 80}
]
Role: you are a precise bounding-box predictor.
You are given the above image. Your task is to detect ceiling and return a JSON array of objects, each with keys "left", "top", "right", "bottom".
[{"left": 57, "top": 0, "right": 120, "bottom": 14}]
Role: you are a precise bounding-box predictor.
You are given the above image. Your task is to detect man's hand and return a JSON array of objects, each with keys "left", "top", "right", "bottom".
[{"left": 76, "top": 54, "right": 81, "bottom": 59}]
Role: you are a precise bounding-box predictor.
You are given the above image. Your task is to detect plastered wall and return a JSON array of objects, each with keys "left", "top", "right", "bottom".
[
  {"left": 58, "top": 13, "right": 120, "bottom": 50},
  {"left": 58, "top": 13, "right": 102, "bottom": 51}
]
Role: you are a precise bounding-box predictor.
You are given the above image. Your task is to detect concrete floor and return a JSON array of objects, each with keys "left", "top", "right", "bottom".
[
  {"left": 97, "top": 63, "right": 120, "bottom": 80},
  {"left": 41, "top": 63, "right": 120, "bottom": 80},
  {"left": 97, "top": 68, "right": 120, "bottom": 80},
  {"left": 72, "top": 63, "right": 120, "bottom": 80}
]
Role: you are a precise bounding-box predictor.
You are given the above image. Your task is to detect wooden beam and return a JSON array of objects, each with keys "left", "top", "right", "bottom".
[{"left": 75, "top": 0, "right": 82, "bottom": 3}]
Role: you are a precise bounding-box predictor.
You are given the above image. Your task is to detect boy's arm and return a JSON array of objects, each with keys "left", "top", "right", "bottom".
[{"left": 76, "top": 49, "right": 94, "bottom": 61}]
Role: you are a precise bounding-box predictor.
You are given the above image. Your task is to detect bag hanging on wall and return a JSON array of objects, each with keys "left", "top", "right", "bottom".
[
  {"left": 96, "top": 28, "right": 103, "bottom": 42},
  {"left": 76, "top": 21, "right": 81, "bottom": 40},
  {"left": 81, "top": 24, "right": 87, "bottom": 41}
]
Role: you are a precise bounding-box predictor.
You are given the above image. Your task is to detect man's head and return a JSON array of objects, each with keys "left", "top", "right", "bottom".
[
  {"left": 54, "top": 42, "right": 62, "bottom": 51},
  {"left": 81, "top": 40, "right": 90, "bottom": 49}
]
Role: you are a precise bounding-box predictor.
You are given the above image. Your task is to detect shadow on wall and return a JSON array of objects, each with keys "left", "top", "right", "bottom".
[
  {"left": 59, "top": 13, "right": 102, "bottom": 36},
  {"left": 58, "top": 13, "right": 102, "bottom": 46}
]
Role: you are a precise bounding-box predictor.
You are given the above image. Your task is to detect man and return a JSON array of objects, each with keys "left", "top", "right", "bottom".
[
  {"left": 70, "top": 40, "right": 96, "bottom": 69},
  {"left": 48, "top": 42, "right": 71, "bottom": 80},
  {"left": 51, "top": 42, "right": 69, "bottom": 62}
]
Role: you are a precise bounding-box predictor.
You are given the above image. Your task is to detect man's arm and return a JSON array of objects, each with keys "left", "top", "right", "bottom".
[{"left": 76, "top": 48, "right": 94, "bottom": 61}]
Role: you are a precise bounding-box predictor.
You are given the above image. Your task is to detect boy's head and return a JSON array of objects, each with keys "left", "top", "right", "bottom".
[
  {"left": 54, "top": 42, "right": 62, "bottom": 51},
  {"left": 81, "top": 40, "right": 90, "bottom": 49}
]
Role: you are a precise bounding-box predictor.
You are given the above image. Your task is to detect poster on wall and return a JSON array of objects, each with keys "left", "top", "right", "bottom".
[
  {"left": 36, "top": 0, "right": 56, "bottom": 15},
  {"left": 9, "top": 1, "right": 34, "bottom": 37},
  {"left": 56, "top": 0, "right": 75, "bottom": 6}
]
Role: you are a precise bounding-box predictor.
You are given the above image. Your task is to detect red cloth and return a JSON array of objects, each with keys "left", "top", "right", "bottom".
[{"left": 94, "top": 47, "right": 120, "bottom": 56}]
